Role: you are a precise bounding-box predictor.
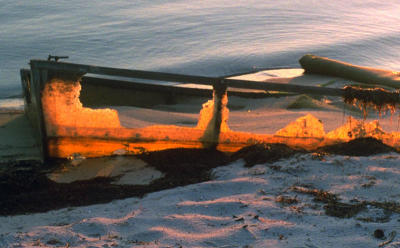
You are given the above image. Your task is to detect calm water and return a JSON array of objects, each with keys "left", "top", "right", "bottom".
[{"left": 1, "top": 0, "right": 400, "bottom": 107}]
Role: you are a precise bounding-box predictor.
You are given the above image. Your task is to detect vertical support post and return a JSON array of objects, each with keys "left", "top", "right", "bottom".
[
  {"left": 213, "top": 79, "right": 228, "bottom": 146},
  {"left": 26, "top": 63, "right": 49, "bottom": 162},
  {"left": 201, "top": 78, "right": 227, "bottom": 149},
  {"left": 20, "top": 69, "right": 31, "bottom": 111}
]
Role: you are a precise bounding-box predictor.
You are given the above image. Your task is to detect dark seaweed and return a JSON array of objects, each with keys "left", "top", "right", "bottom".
[
  {"left": 318, "top": 137, "right": 396, "bottom": 156},
  {"left": 0, "top": 138, "right": 398, "bottom": 216},
  {"left": 0, "top": 149, "right": 228, "bottom": 216},
  {"left": 230, "top": 143, "right": 303, "bottom": 167},
  {"left": 343, "top": 86, "right": 400, "bottom": 118}
]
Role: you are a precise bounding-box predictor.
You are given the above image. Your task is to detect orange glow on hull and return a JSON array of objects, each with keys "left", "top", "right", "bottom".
[{"left": 42, "top": 78, "right": 400, "bottom": 159}]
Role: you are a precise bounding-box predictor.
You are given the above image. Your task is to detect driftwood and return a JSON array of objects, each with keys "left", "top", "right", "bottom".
[
  {"left": 299, "top": 54, "right": 400, "bottom": 89},
  {"left": 379, "top": 231, "right": 396, "bottom": 247}
]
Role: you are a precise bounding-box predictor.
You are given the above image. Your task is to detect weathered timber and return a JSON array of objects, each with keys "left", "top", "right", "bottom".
[
  {"left": 31, "top": 60, "right": 344, "bottom": 97},
  {"left": 30, "top": 60, "right": 219, "bottom": 86},
  {"left": 225, "top": 78, "right": 343, "bottom": 96},
  {"left": 24, "top": 59, "right": 400, "bottom": 160},
  {"left": 20, "top": 67, "right": 46, "bottom": 162},
  {"left": 299, "top": 54, "right": 400, "bottom": 89}
]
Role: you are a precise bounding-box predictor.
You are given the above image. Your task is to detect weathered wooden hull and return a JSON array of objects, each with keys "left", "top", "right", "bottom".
[
  {"left": 21, "top": 61, "right": 273, "bottom": 160},
  {"left": 20, "top": 59, "right": 400, "bottom": 161}
]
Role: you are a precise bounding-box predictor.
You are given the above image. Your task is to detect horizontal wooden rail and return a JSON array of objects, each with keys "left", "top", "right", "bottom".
[
  {"left": 224, "top": 78, "right": 344, "bottom": 96},
  {"left": 28, "top": 60, "right": 347, "bottom": 97},
  {"left": 30, "top": 60, "right": 219, "bottom": 85}
]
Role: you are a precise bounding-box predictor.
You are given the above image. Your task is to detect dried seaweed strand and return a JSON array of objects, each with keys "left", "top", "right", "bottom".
[{"left": 343, "top": 86, "right": 400, "bottom": 119}]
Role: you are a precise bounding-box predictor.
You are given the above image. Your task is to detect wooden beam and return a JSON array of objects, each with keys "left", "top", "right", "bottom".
[
  {"left": 23, "top": 66, "right": 47, "bottom": 162},
  {"left": 30, "top": 60, "right": 219, "bottom": 85},
  {"left": 30, "top": 60, "right": 344, "bottom": 97},
  {"left": 224, "top": 78, "right": 344, "bottom": 96},
  {"left": 299, "top": 54, "right": 400, "bottom": 89}
]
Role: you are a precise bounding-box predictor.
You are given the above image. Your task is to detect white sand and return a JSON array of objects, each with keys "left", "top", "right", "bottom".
[{"left": 2, "top": 153, "right": 400, "bottom": 247}]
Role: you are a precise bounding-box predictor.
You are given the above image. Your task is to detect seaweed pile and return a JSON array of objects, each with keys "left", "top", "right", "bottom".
[
  {"left": 229, "top": 143, "right": 303, "bottom": 167},
  {"left": 317, "top": 137, "right": 396, "bottom": 156},
  {"left": 0, "top": 149, "right": 229, "bottom": 216},
  {"left": 0, "top": 138, "right": 398, "bottom": 216},
  {"left": 343, "top": 86, "right": 400, "bottom": 118}
]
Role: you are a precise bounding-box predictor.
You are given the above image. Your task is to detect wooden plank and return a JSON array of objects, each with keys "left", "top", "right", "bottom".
[
  {"left": 224, "top": 78, "right": 344, "bottom": 96},
  {"left": 82, "top": 76, "right": 213, "bottom": 97},
  {"left": 0, "top": 112, "right": 42, "bottom": 162},
  {"left": 30, "top": 60, "right": 344, "bottom": 97},
  {"left": 23, "top": 66, "right": 47, "bottom": 162},
  {"left": 30, "top": 60, "right": 219, "bottom": 85},
  {"left": 81, "top": 76, "right": 273, "bottom": 103}
]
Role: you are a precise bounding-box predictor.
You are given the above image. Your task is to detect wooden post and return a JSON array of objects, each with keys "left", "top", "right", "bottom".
[
  {"left": 25, "top": 65, "right": 47, "bottom": 162},
  {"left": 204, "top": 79, "right": 227, "bottom": 149},
  {"left": 214, "top": 78, "right": 228, "bottom": 135}
]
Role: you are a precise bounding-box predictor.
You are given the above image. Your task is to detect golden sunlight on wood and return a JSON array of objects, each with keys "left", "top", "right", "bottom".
[
  {"left": 42, "top": 78, "right": 400, "bottom": 158},
  {"left": 42, "top": 79, "right": 121, "bottom": 136}
]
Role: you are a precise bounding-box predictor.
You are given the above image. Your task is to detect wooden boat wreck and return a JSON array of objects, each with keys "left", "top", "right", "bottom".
[{"left": 20, "top": 55, "right": 400, "bottom": 161}]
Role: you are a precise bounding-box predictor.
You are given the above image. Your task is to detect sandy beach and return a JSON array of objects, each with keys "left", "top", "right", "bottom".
[
  {"left": 2, "top": 67, "right": 400, "bottom": 247},
  {"left": 2, "top": 0, "right": 400, "bottom": 246},
  {"left": 2, "top": 150, "right": 400, "bottom": 247}
]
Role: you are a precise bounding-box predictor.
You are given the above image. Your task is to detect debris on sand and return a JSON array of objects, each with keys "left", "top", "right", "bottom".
[
  {"left": 0, "top": 138, "right": 399, "bottom": 216},
  {"left": 290, "top": 185, "right": 338, "bottom": 203},
  {"left": 343, "top": 86, "right": 400, "bottom": 118},
  {"left": 138, "top": 148, "right": 229, "bottom": 184},
  {"left": 275, "top": 195, "right": 299, "bottom": 206},
  {"left": 374, "top": 229, "right": 385, "bottom": 239},
  {"left": 230, "top": 143, "right": 303, "bottom": 167},
  {"left": 0, "top": 148, "right": 229, "bottom": 216},
  {"left": 379, "top": 231, "right": 396, "bottom": 247},
  {"left": 318, "top": 137, "right": 397, "bottom": 156},
  {"left": 324, "top": 201, "right": 366, "bottom": 218},
  {"left": 290, "top": 185, "right": 366, "bottom": 218}
]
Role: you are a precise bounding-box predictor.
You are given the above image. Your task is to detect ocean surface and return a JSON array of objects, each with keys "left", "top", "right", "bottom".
[{"left": 1, "top": 0, "right": 400, "bottom": 109}]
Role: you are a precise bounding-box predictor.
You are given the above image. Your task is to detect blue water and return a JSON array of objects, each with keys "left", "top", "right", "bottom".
[{"left": 1, "top": 0, "right": 400, "bottom": 105}]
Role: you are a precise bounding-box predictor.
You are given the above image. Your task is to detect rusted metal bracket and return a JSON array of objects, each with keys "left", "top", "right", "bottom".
[{"left": 47, "top": 55, "right": 69, "bottom": 62}]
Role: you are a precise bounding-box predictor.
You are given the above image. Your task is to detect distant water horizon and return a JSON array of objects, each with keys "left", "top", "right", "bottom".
[{"left": 1, "top": 0, "right": 400, "bottom": 108}]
